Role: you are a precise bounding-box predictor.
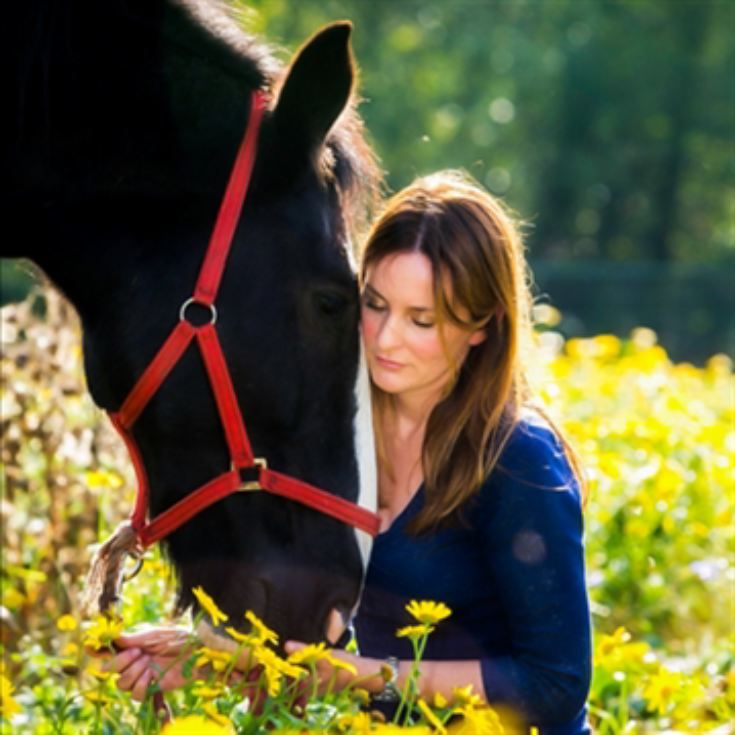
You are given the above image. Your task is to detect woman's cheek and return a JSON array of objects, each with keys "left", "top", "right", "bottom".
[
  {"left": 411, "top": 328, "right": 446, "bottom": 363},
  {"left": 360, "top": 308, "right": 379, "bottom": 348}
]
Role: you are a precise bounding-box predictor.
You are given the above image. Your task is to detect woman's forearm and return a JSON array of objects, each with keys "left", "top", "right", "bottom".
[
  {"left": 349, "top": 653, "right": 486, "bottom": 702},
  {"left": 404, "top": 659, "right": 486, "bottom": 702}
]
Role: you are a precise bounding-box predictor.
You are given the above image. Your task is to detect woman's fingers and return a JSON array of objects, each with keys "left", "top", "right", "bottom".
[
  {"left": 114, "top": 631, "right": 161, "bottom": 649},
  {"left": 115, "top": 627, "right": 191, "bottom": 656},
  {"left": 130, "top": 667, "right": 154, "bottom": 702},
  {"left": 102, "top": 648, "right": 142, "bottom": 674},
  {"left": 116, "top": 654, "right": 151, "bottom": 691},
  {"left": 152, "top": 658, "right": 191, "bottom": 692}
]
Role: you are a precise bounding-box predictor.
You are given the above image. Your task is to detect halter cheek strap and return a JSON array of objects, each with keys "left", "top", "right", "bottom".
[{"left": 107, "top": 89, "right": 380, "bottom": 548}]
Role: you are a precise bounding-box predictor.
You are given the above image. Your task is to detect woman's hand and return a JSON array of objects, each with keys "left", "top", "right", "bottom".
[
  {"left": 100, "top": 626, "right": 257, "bottom": 703},
  {"left": 99, "top": 626, "right": 197, "bottom": 701},
  {"left": 284, "top": 640, "right": 383, "bottom": 697}
]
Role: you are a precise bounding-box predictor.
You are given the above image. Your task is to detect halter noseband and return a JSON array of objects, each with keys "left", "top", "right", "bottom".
[{"left": 108, "top": 90, "right": 380, "bottom": 549}]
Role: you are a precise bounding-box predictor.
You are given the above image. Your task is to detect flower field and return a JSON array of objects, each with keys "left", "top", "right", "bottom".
[{"left": 1, "top": 289, "right": 733, "bottom": 734}]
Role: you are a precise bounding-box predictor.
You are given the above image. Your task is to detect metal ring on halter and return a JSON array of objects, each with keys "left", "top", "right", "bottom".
[
  {"left": 179, "top": 297, "right": 218, "bottom": 325},
  {"left": 235, "top": 457, "right": 268, "bottom": 492},
  {"left": 123, "top": 551, "right": 145, "bottom": 581}
]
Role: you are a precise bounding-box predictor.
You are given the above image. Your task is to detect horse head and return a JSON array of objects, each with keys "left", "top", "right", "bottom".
[{"left": 5, "top": 1, "right": 380, "bottom": 645}]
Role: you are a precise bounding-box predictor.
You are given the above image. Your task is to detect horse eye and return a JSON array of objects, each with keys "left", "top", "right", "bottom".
[{"left": 313, "top": 290, "right": 350, "bottom": 316}]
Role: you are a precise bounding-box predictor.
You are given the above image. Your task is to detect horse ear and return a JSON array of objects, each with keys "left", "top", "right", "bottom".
[{"left": 271, "top": 21, "right": 355, "bottom": 154}]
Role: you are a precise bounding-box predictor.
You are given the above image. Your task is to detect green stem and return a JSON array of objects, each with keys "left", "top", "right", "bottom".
[
  {"left": 394, "top": 633, "right": 427, "bottom": 725},
  {"left": 617, "top": 675, "right": 629, "bottom": 732}
]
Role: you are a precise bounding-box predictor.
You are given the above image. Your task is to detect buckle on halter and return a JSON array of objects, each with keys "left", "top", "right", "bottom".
[
  {"left": 179, "top": 297, "right": 218, "bottom": 326},
  {"left": 236, "top": 457, "right": 268, "bottom": 491}
]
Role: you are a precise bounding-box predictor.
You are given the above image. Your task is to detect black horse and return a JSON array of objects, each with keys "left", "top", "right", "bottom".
[{"left": 3, "top": 0, "right": 381, "bottom": 644}]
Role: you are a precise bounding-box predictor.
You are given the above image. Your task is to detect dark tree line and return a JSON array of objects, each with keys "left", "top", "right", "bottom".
[{"left": 246, "top": 0, "right": 733, "bottom": 264}]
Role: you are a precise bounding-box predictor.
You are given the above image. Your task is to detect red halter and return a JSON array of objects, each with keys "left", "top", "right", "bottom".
[{"left": 108, "top": 90, "right": 380, "bottom": 548}]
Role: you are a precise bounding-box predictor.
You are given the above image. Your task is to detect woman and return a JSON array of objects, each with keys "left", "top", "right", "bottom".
[{"left": 108, "top": 171, "right": 591, "bottom": 733}]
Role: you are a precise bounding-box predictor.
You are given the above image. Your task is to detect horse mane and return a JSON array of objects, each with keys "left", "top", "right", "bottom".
[{"left": 323, "top": 104, "right": 383, "bottom": 247}]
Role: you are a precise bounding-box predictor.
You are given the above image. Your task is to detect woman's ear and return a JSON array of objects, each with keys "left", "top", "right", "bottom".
[
  {"left": 469, "top": 306, "right": 504, "bottom": 346},
  {"left": 469, "top": 328, "right": 487, "bottom": 347}
]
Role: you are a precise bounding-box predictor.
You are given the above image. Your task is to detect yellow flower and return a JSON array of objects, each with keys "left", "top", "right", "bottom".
[
  {"left": 433, "top": 691, "right": 449, "bottom": 709},
  {"left": 57, "top": 614, "right": 78, "bottom": 632},
  {"left": 82, "top": 615, "right": 124, "bottom": 651},
  {"left": 61, "top": 642, "right": 79, "bottom": 662},
  {"left": 245, "top": 610, "right": 278, "bottom": 646},
  {"left": 405, "top": 600, "right": 452, "bottom": 625},
  {"left": 591, "top": 334, "right": 621, "bottom": 359},
  {"left": 451, "top": 684, "right": 484, "bottom": 708},
  {"left": 594, "top": 627, "right": 650, "bottom": 670},
  {"left": 162, "top": 715, "right": 235, "bottom": 734},
  {"left": 196, "top": 646, "right": 234, "bottom": 673},
  {"left": 192, "top": 586, "right": 229, "bottom": 627},
  {"left": 84, "top": 689, "right": 115, "bottom": 705},
  {"left": 254, "top": 646, "right": 306, "bottom": 680},
  {"left": 337, "top": 711, "right": 373, "bottom": 733},
  {"left": 202, "top": 702, "right": 231, "bottom": 727},
  {"left": 352, "top": 687, "right": 371, "bottom": 707},
  {"left": 224, "top": 626, "right": 259, "bottom": 647},
  {"left": 251, "top": 646, "right": 306, "bottom": 696},
  {"left": 3, "top": 588, "right": 25, "bottom": 609},
  {"left": 0, "top": 675, "right": 21, "bottom": 719},
  {"left": 596, "top": 626, "right": 630, "bottom": 657},
  {"left": 85, "top": 469, "right": 123, "bottom": 489},
  {"left": 447, "top": 706, "right": 504, "bottom": 734},
  {"left": 192, "top": 681, "right": 226, "bottom": 699},
  {"left": 256, "top": 663, "right": 282, "bottom": 697},
  {"left": 325, "top": 652, "right": 358, "bottom": 676},
  {"left": 643, "top": 666, "right": 684, "bottom": 715},
  {"left": 417, "top": 697, "right": 447, "bottom": 734},
  {"left": 86, "top": 665, "right": 118, "bottom": 682},
  {"left": 396, "top": 623, "right": 435, "bottom": 641},
  {"left": 286, "top": 642, "right": 330, "bottom": 666}
]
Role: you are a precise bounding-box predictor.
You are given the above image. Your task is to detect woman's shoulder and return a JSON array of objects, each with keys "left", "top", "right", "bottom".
[
  {"left": 471, "top": 409, "right": 584, "bottom": 532},
  {"left": 499, "top": 409, "right": 571, "bottom": 467},
  {"left": 479, "top": 409, "right": 580, "bottom": 502}
]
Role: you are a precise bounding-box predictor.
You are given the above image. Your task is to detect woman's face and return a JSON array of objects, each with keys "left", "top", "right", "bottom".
[{"left": 361, "top": 252, "right": 485, "bottom": 404}]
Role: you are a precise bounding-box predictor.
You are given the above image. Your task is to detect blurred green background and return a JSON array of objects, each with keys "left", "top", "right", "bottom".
[{"left": 2, "top": 0, "right": 733, "bottom": 361}]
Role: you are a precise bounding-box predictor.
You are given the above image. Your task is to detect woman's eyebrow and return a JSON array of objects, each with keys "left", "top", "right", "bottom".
[{"left": 362, "top": 283, "right": 384, "bottom": 300}]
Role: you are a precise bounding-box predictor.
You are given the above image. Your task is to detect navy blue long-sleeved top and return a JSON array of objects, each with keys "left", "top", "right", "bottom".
[{"left": 354, "top": 416, "right": 592, "bottom": 734}]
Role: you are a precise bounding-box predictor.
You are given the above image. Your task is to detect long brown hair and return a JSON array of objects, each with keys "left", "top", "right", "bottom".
[{"left": 360, "top": 170, "right": 582, "bottom": 534}]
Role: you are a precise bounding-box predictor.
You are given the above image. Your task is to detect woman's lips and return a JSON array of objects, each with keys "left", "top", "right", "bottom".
[{"left": 375, "top": 355, "right": 404, "bottom": 370}]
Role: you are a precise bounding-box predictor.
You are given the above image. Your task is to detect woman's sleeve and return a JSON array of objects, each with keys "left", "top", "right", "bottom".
[{"left": 476, "top": 422, "right": 592, "bottom": 724}]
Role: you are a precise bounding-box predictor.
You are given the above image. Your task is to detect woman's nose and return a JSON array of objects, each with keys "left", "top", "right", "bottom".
[{"left": 375, "top": 315, "right": 402, "bottom": 350}]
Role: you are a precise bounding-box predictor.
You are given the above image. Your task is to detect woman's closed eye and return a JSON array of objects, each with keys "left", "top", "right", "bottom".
[
  {"left": 362, "top": 296, "right": 386, "bottom": 312},
  {"left": 363, "top": 298, "right": 435, "bottom": 328}
]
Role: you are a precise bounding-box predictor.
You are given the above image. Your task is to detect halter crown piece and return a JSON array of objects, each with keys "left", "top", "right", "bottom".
[{"left": 83, "top": 90, "right": 379, "bottom": 613}]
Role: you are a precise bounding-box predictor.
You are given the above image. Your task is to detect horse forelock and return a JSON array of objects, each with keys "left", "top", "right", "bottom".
[{"left": 173, "top": 0, "right": 281, "bottom": 80}]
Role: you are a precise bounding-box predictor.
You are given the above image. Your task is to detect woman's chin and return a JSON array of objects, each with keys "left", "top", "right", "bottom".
[{"left": 370, "top": 373, "right": 406, "bottom": 394}]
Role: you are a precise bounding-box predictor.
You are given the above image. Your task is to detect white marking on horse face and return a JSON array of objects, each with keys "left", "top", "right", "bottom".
[{"left": 353, "top": 335, "right": 377, "bottom": 570}]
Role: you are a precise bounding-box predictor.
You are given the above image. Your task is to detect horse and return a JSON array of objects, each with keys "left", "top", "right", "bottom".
[{"left": 3, "top": 0, "right": 382, "bottom": 646}]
